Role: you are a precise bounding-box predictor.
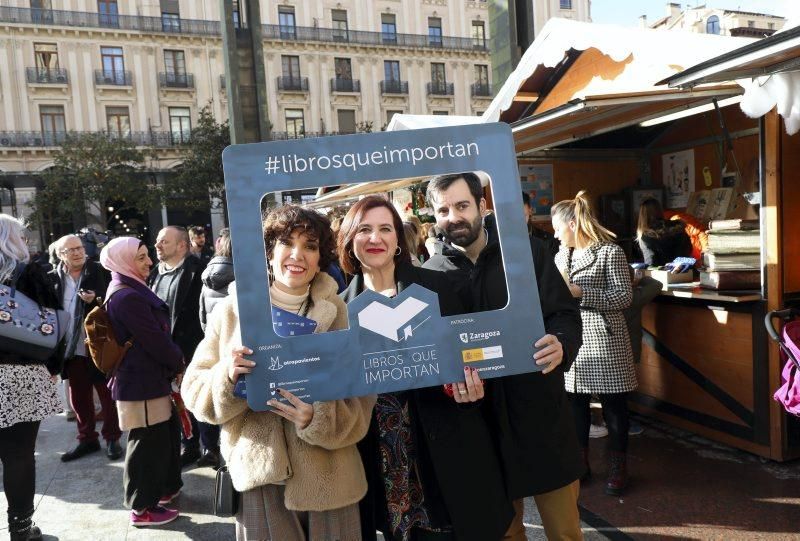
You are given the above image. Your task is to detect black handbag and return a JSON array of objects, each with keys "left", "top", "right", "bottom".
[
  {"left": 0, "top": 263, "right": 69, "bottom": 361},
  {"left": 213, "top": 465, "right": 239, "bottom": 517}
]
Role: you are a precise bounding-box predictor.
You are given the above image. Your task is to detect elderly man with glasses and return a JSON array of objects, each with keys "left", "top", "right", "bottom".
[{"left": 50, "top": 234, "right": 123, "bottom": 462}]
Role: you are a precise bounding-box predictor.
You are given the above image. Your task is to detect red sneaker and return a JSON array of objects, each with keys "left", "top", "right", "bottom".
[{"left": 130, "top": 506, "right": 179, "bottom": 527}]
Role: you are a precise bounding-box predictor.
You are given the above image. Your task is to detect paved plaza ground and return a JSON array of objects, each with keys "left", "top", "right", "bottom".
[{"left": 1, "top": 411, "right": 798, "bottom": 540}]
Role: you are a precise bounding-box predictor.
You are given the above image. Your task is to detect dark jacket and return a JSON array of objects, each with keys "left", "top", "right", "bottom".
[
  {"left": 623, "top": 275, "right": 662, "bottom": 363},
  {"left": 1, "top": 261, "right": 63, "bottom": 374},
  {"left": 49, "top": 260, "right": 109, "bottom": 379},
  {"left": 148, "top": 256, "right": 204, "bottom": 362},
  {"left": 189, "top": 245, "right": 214, "bottom": 268},
  {"left": 424, "top": 225, "right": 585, "bottom": 497},
  {"left": 529, "top": 224, "right": 561, "bottom": 257},
  {"left": 637, "top": 219, "right": 693, "bottom": 266},
  {"left": 106, "top": 274, "right": 184, "bottom": 401},
  {"left": 342, "top": 262, "right": 514, "bottom": 541},
  {"left": 199, "top": 256, "right": 234, "bottom": 331}
]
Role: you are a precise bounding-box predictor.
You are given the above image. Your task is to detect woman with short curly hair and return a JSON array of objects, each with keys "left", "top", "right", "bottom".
[{"left": 183, "top": 204, "right": 375, "bottom": 541}]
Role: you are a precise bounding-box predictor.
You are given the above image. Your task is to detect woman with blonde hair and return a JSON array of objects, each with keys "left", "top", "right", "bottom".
[
  {"left": 551, "top": 191, "right": 635, "bottom": 497},
  {"left": 182, "top": 204, "right": 375, "bottom": 540}
]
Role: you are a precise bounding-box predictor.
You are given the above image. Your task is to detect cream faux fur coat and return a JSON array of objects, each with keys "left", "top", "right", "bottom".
[{"left": 181, "top": 272, "right": 376, "bottom": 511}]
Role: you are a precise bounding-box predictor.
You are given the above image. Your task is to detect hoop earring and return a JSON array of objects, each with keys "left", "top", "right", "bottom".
[
  {"left": 349, "top": 249, "right": 355, "bottom": 260},
  {"left": 395, "top": 246, "right": 402, "bottom": 256}
]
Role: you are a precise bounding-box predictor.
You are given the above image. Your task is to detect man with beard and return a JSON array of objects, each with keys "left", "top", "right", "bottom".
[
  {"left": 188, "top": 226, "right": 213, "bottom": 267},
  {"left": 149, "top": 226, "right": 218, "bottom": 468},
  {"left": 423, "top": 172, "right": 585, "bottom": 541}
]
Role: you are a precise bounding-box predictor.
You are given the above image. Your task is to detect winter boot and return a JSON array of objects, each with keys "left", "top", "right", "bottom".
[
  {"left": 605, "top": 450, "right": 628, "bottom": 496},
  {"left": 580, "top": 448, "right": 591, "bottom": 482},
  {"left": 8, "top": 511, "right": 43, "bottom": 541}
]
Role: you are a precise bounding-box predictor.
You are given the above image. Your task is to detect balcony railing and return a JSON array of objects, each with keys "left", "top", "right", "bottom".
[
  {"left": 0, "top": 7, "right": 490, "bottom": 51},
  {"left": 277, "top": 76, "right": 309, "bottom": 91},
  {"left": 95, "top": 69, "right": 133, "bottom": 86},
  {"left": 159, "top": 72, "right": 195, "bottom": 89},
  {"left": 427, "top": 82, "right": 454, "bottom": 96},
  {"left": 470, "top": 82, "right": 492, "bottom": 97},
  {"left": 0, "top": 130, "right": 189, "bottom": 148},
  {"left": 262, "top": 23, "right": 490, "bottom": 52},
  {"left": 0, "top": 130, "right": 351, "bottom": 148},
  {"left": 0, "top": 6, "right": 220, "bottom": 36},
  {"left": 380, "top": 80, "right": 408, "bottom": 94},
  {"left": 330, "top": 78, "right": 360, "bottom": 93},
  {"left": 268, "top": 131, "right": 341, "bottom": 140},
  {"left": 26, "top": 67, "right": 69, "bottom": 84}
]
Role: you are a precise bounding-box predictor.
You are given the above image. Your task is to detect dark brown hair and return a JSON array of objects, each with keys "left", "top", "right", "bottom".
[
  {"left": 426, "top": 172, "right": 484, "bottom": 207},
  {"left": 337, "top": 195, "right": 410, "bottom": 275},
  {"left": 188, "top": 225, "right": 205, "bottom": 239},
  {"left": 636, "top": 198, "right": 664, "bottom": 240},
  {"left": 262, "top": 205, "right": 335, "bottom": 272}
]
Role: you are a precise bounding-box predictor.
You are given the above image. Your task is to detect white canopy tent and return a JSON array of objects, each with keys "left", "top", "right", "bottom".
[{"left": 387, "top": 19, "right": 752, "bottom": 136}]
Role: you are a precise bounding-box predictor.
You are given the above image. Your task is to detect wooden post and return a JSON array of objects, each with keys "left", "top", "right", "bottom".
[{"left": 763, "top": 108, "right": 787, "bottom": 460}]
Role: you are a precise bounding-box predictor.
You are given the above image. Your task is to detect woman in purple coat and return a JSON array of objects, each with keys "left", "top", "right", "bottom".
[{"left": 99, "top": 237, "right": 185, "bottom": 527}]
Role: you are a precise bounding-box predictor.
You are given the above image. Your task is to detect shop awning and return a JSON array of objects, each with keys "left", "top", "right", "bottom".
[
  {"left": 483, "top": 18, "right": 753, "bottom": 124},
  {"left": 658, "top": 22, "right": 800, "bottom": 135},
  {"left": 511, "top": 86, "right": 743, "bottom": 153},
  {"left": 386, "top": 114, "right": 484, "bottom": 132},
  {"left": 306, "top": 176, "right": 427, "bottom": 208},
  {"left": 658, "top": 24, "right": 800, "bottom": 88}
]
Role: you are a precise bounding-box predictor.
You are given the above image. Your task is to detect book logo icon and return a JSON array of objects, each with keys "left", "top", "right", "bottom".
[
  {"left": 268, "top": 356, "right": 284, "bottom": 371},
  {"left": 358, "top": 297, "right": 429, "bottom": 342}
]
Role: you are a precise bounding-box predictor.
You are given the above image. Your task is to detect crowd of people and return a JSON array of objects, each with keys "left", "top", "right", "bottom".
[{"left": 0, "top": 170, "right": 688, "bottom": 541}]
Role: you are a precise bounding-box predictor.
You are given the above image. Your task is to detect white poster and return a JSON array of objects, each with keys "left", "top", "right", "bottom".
[{"left": 662, "top": 149, "right": 695, "bottom": 209}]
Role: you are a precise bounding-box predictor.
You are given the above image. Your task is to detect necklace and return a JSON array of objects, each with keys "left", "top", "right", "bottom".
[{"left": 296, "top": 298, "right": 310, "bottom": 317}]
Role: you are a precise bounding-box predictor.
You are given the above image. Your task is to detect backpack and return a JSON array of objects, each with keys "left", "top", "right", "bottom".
[
  {"left": 774, "top": 320, "right": 800, "bottom": 416},
  {"left": 84, "top": 285, "right": 132, "bottom": 376}
]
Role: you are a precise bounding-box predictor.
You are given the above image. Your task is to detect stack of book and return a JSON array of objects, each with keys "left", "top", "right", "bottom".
[{"left": 700, "top": 219, "right": 760, "bottom": 290}]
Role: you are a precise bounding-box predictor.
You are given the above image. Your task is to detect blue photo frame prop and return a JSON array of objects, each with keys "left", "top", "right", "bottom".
[{"left": 223, "top": 123, "right": 546, "bottom": 411}]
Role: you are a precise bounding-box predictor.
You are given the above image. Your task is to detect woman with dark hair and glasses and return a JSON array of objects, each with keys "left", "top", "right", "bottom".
[
  {"left": 183, "top": 204, "right": 375, "bottom": 540},
  {"left": 339, "top": 195, "right": 513, "bottom": 541}
]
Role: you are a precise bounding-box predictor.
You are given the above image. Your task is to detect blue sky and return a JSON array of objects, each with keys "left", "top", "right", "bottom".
[{"left": 591, "top": 0, "right": 795, "bottom": 27}]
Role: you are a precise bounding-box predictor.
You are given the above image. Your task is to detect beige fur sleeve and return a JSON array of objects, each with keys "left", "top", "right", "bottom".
[
  {"left": 328, "top": 294, "right": 350, "bottom": 332},
  {"left": 295, "top": 394, "right": 377, "bottom": 450},
  {"left": 181, "top": 302, "right": 249, "bottom": 425}
]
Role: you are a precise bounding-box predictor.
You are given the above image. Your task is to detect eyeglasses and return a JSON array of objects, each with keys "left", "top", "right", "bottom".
[{"left": 60, "top": 246, "right": 85, "bottom": 255}]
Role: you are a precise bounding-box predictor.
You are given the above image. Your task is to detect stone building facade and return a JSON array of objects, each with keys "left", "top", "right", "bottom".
[{"left": 0, "top": 0, "right": 493, "bottom": 247}]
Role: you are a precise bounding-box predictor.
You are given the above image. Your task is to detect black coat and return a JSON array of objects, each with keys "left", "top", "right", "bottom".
[
  {"left": 637, "top": 219, "right": 693, "bottom": 266},
  {"left": 424, "top": 226, "right": 586, "bottom": 497},
  {"left": 342, "top": 262, "right": 514, "bottom": 541},
  {"left": 199, "top": 256, "right": 234, "bottom": 331},
  {"left": 148, "top": 256, "right": 204, "bottom": 362},
  {"left": 49, "top": 260, "right": 110, "bottom": 379}
]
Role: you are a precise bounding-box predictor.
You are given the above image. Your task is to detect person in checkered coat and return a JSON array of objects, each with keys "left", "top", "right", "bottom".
[{"left": 552, "top": 190, "right": 636, "bottom": 497}]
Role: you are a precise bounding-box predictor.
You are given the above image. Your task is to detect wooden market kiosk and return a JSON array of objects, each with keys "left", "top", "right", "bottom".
[{"left": 484, "top": 19, "right": 800, "bottom": 461}]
